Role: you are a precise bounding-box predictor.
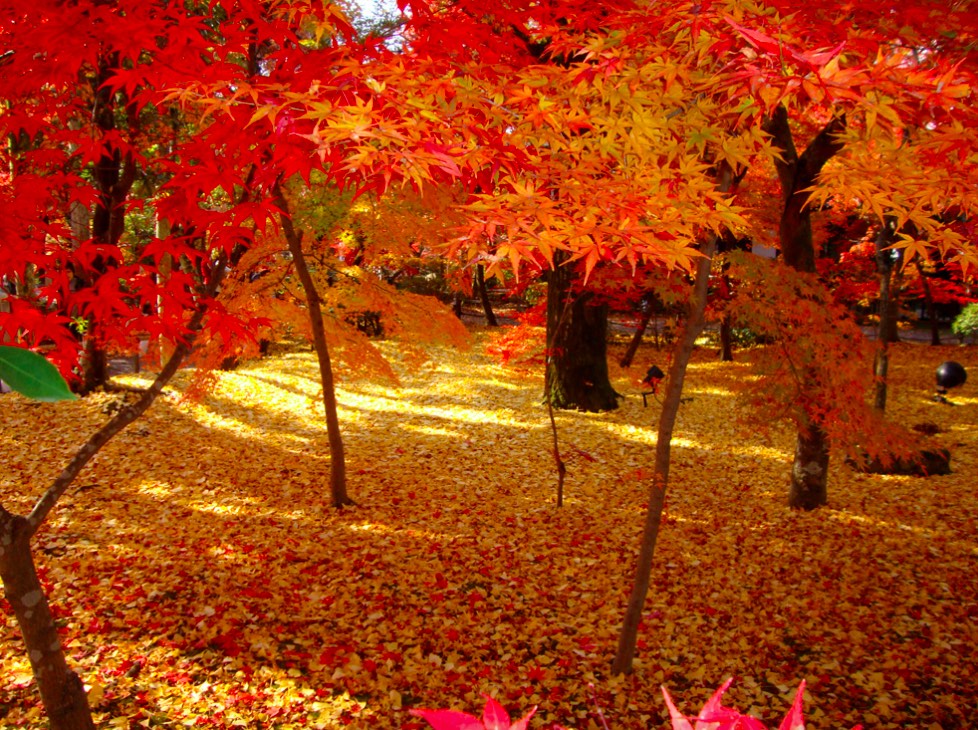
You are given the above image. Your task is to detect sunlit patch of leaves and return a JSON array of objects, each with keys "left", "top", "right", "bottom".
[{"left": 1, "top": 337, "right": 975, "bottom": 728}]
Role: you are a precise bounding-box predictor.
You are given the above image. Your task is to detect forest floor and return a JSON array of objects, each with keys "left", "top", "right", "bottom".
[{"left": 1, "top": 333, "right": 976, "bottom": 729}]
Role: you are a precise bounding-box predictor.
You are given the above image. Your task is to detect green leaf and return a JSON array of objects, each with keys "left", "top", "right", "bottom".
[{"left": 0, "top": 346, "right": 77, "bottom": 402}]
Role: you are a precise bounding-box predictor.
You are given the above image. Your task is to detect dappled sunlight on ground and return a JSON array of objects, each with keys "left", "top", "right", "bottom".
[{"left": 0, "top": 338, "right": 976, "bottom": 728}]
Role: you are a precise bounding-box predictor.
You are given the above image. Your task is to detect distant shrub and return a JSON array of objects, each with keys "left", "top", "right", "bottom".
[{"left": 951, "top": 303, "right": 978, "bottom": 344}]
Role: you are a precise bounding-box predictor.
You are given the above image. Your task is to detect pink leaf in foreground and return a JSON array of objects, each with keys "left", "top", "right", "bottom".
[
  {"left": 508, "top": 706, "right": 537, "bottom": 730},
  {"left": 409, "top": 708, "right": 485, "bottom": 730},
  {"left": 411, "top": 697, "right": 536, "bottom": 730},
  {"left": 696, "top": 677, "right": 741, "bottom": 730},
  {"left": 661, "top": 686, "right": 695, "bottom": 730},
  {"left": 482, "top": 695, "right": 512, "bottom": 730},
  {"left": 777, "top": 681, "right": 806, "bottom": 730}
]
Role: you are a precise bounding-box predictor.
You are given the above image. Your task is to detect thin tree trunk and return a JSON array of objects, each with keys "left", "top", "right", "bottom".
[
  {"left": 475, "top": 264, "right": 499, "bottom": 327},
  {"left": 452, "top": 290, "right": 463, "bottom": 319},
  {"left": 915, "top": 259, "right": 941, "bottom": 346},
  {"left": 874, "top": 219, "right": 897, "bottom": 412},
  {"left": 545, "top": 293, "right": 575, "bottom": 507},
  {"left": 0, "top": 254, "right": 228, "bottom": 730},
  {"left": 619, "top": 295, "right": 654, "bottom": 368},
  {"left": 612, "top": 234, "right": 717, "bottom": 676},
  {"left": 719, "top": 314, "right": 734, "bottom": 362},
  {"left": 274, "top": 181, "right": 353, "bottom": 508}
]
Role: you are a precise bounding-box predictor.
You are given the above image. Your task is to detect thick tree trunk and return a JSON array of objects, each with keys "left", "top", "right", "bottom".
[
  {"left": 764, "top": 105, "right": 845, "bottom": 510},
  {"left": 275, "top": 182, "right": 353, "bottom": 508},
  {"left": 545, "top": 251, "right": 619, "bottom": 412},
  {"left": 475, "top": 264, "right": 498, "bottom": 327},
  {"left": 612, "top": 234, "right": 717, "bottom": 675},
  {"left": 0, "top": 256, "right": 228, "bottom": 729},
  {"left": 619, "top": 295, "right": 655, "bottom": 368},
  {"left": 789, "top": 424, "right": 831, "bottom": 510}
]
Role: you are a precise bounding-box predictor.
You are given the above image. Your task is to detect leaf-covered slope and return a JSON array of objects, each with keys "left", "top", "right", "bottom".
[{"left": 1, "top": 339, "right": 975, "bottom": 728}]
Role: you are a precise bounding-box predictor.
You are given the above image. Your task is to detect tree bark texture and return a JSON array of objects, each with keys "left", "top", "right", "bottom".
[
  {"left": 0, "top": 512, "right": 94, "bottom": 730},
  {"left": 764, "top": 105, "right": 845, "bottom": 510},
  {"left": 789, "top": 423, "right": 831, "bottom": 511},
  {"left": 545, "top": 250, "right": 619, "bottom": 412},
  {"left": 275, "top": 182, "right": 353, "bottom": 508},
  {"left": 612, "top": 233, "right": 718, "bottom": 675}
]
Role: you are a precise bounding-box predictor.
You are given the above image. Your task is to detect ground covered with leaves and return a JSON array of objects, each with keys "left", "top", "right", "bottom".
[{"left": 1, "top": 335, "right": 976, "bottom": 729}]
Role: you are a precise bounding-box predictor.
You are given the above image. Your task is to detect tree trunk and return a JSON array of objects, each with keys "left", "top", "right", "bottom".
[
  {"left": 0, "top": 255, "right": 228, "bottom": 730},
  {"left": 77, "top": 54, "right": 138, "bottom": 394},
  {"left": 788, "top": 423, "right": 831, "bottom": 510},
  {"left": 545, "top": 250, "right": 619, "bottom": 412},
  {"left": 80, "top": 329, "right": 109, "bottom": 394},
  {"left": 874, "top": 219, "right": 897, "bottom": 412},
  {"left": 275, "top": 182, "right": 353, "bottom": 508},
  {"left": 475, "top": 264, "right": 498, "bottom": 327},
  {"left": 0, "top": 512, "right": 94, "bottom": 730},
  {"left": 764, "top": 105, "right": 845, "bottom": 510},
  {"left": 612, "top": 234, "right": 717, "bottom": 675},
  {"left": 915, "top": 260, "right": 941, "bottom": 346},
  {"left": 619, "top": 294, "right": 654, "bottom": 368},
  {"left": 719, "top": 314, "right": 734, "bottom": 362},
  {"left": 452, "top": 290, "right": 463, "bottom": 319},
  {"left": 543, "top": 289, "right": 576, "bottom": 508}
]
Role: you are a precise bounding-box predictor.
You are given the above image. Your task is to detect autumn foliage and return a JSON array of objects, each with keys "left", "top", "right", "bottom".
[{"left": 2, "top": 0, "right": 978, "bottom": 728}]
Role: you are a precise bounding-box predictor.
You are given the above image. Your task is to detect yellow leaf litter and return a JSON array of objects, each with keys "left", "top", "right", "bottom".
[{"left": 0, "top": 337, "right": 975, "bottom": 729}]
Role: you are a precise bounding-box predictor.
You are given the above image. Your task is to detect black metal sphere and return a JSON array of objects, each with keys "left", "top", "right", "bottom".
[{"left": 936, "top": 361, "right": 967, "bottom": 390}]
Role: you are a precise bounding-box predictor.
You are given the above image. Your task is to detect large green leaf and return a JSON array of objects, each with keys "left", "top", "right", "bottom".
[{"left": 0, "top": 345, "right": 77, "bottom": 401}]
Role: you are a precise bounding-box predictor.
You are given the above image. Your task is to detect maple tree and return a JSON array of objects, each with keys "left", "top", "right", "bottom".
[
  {"left": 3, "top": 0, "right": 978, "bottom": 728},
  {"left": 0, "top": 0, "right": 378, "bottom": 725},
  {"left": 719, "top": 1, "right": 978, "bottom": 507},
  {"left": 248, "top": 177, "right": 470, "bottom": 507},
  {"left": 272, "top": 179, "right": 354, "bottom": 507},
  {"left": 243, "top": 0, "right": 978, "bottom": 684},
  {"left": 378, "top": 0, "right": 978, "bottom": 499},
  {"left": 408, "top": 0, "right": 978, "bottom": 676}
]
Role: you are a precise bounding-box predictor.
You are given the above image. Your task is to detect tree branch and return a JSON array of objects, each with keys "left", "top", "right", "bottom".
[{"left": 24, "top": 252, "right": 229, "bottom": 538}]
